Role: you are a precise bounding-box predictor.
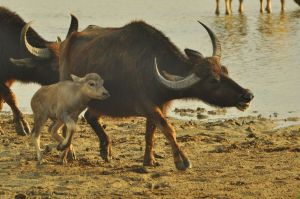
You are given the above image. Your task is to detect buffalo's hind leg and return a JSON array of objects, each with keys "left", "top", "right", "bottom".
[
  {"left": 148, "top": 107, "right": 191, "bottom": 170},
  {"left": 143, "top": 119, "right": 159, "bottom": 167},
  {"left": 0, "top": 82, "right": 30, "bottom": 135},
  {"left": 85, "top": 109, "right": 112, "bottom": 162}
]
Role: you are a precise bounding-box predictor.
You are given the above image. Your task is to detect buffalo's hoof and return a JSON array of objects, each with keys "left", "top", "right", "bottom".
[
  {"left": 15, "top": 121, "right": 28, "bottom": 136},
  {"left": 22, "top": 120, "right": 31, "bottom": 135},
  {"left": 183, "top": 159, "right": 192, "bottom": 169},
  {"left": 100, "top": 142, "right": 112, "bottom": 162},
  {"left": 175, "top": 160, "right": 192, "bottom": 171},
  {"left": 143, "top": 159, "right": 160, "bottom": 167}
]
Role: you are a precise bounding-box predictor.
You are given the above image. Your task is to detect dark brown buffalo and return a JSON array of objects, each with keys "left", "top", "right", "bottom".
[
  {"left": 0, "top": 7, "right": 77, "bottom": 135},
  {"left": 14, "top": 20, "right": 253, "bottom": 170}
]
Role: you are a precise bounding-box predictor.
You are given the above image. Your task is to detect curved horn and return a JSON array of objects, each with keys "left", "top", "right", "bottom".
[
  {"left": 21, "top": 22, "right": 51, "bottom": 58},
  {"left": 198, "top": 21, "right": 221, "bottom": 59},
  {"left": 154, "top": 58, "right": 201, "bottom": 90},
  {"left": 66, "top": 14, "right": 78, "bottom": 38}
]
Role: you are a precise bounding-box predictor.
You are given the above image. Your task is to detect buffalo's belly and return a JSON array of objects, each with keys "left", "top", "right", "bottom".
[{"left": 88, "top": 98, "right": 143, "bottom": 117}]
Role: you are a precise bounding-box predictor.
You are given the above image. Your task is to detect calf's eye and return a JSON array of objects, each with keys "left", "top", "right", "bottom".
[{"left": 89, "top": 82, "right": 95, "bottom": 87}]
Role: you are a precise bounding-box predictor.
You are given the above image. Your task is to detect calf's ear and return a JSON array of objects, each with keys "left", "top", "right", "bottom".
[{"left": 70, "top": 74, "right": 81, "bottom": 82}]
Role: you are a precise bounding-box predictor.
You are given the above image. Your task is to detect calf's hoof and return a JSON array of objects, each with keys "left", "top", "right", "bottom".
[
  {"left": 37, "top": 159, "right": 47, "bottom": 166},
  {"left": 67, "top": 148, "right": 77, "bottom": 161},
  {"left": 57, "top": 143, "right": 68, "bottom": 151}
]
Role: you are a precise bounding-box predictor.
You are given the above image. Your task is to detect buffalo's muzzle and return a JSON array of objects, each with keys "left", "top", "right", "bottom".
[
  {"left": 240, "top": 89, "right": 254, "bottom": 103},
  {"left": 236, "top": 90, "right": 254, "bottom": 111}
]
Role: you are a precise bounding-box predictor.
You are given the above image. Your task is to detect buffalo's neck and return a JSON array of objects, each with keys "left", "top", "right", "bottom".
[{"left": 157, "top": 87, "right": 193, "bottom": 106}]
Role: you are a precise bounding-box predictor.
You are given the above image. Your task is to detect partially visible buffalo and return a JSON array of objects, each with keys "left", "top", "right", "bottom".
[
  {"left": 0, "top": 7, "right": 77, "bottom": 135},
  {"left": 215, "top": 0, "right": 300, "bottom": 15},
  {"left": 14, "top": 20, "right": 254, "bottom": 170},
  {"left": 215, "top": 0, "right": 243, "bottom": 15}
]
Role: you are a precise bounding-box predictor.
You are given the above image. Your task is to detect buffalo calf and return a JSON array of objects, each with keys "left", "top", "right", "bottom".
[{"left": 31, "top": 73, "right": 109, "bottom": 164}]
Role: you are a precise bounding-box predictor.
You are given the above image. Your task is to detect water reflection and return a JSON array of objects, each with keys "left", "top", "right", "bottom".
[
  {"left": 213, "top": 14, "right": 248, "bottom": 60},
  {"left": 214, "top": 14, "right": 248, "bottom": 37},
  {"left": 257, "top": 13, "right": 289, "bottom": 36}
]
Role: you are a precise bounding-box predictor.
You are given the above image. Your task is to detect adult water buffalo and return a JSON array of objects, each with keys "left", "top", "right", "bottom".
[
  {"left": 14, "top": 20, "right": 254, "bottom": 170},
  {"left": 0, "top": 7, "right": 77, "bottom": 135}
]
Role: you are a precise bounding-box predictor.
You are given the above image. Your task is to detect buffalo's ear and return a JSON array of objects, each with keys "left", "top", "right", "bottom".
[
  {"left": 70, "top": 74, "right": 81, "bottom": 82},
  {"left": 184, "top": 48, "right": 204, "bottom": 63},
  {"left": 221, "top": 65, "right": 229, "bottom": 75}
]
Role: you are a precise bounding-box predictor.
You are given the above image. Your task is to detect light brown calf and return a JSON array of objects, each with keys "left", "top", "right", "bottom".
[{"left": 31, "top": 73, "right": 109, "bottom": 164}]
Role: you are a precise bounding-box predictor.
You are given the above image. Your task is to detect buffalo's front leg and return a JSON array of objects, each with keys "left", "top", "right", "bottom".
[
  {"left": 0, "top": 83, "right": 30, "bottom": 135},
  {"left": 84, "top": 109, "right": 112, "bottom": 162},
  {"left": 149, "top": 107, "right": 191, "bottom": 170},
  {"left": 143, "top": 119, "right": 159, "bottom": 166}
]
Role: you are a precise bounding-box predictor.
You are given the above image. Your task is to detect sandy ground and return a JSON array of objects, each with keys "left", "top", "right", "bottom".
[{"left": 0, "top": 111, "right": 300, "bottom": 199}]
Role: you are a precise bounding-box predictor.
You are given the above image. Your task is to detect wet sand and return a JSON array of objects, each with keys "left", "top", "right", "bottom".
[{"left": 0, "top": 113, "right": 300, "bottom": 199}]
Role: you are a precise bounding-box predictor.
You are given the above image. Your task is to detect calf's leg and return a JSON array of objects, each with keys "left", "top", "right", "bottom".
[
  {"left": 49, "top": 121, "right": 75, "bottom": 164},
  {"left": 56, "top": 117, "right": 75, "bottom": 151},
  {"left": 62, "top": 125, "right": 77, "bottom": 160},
  {"left": 85, "top": 109, "right": 112, "bottom": 162},
  {"left": 32, "top": 114, "right": 47, "bottom": 164},
  {"left": 0, "top": 83, "right": 30, "bottom": 135},
  {"left": 56, "top": 117, "right": 76, "bottom": 164}
]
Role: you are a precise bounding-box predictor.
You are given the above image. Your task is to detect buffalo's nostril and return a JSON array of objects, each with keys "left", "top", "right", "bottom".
[{"left": 241, "top": 91, "right": 254, "bottom": 102}]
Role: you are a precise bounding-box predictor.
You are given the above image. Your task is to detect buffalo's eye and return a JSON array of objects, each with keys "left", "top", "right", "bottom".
[{"left": 89, "top": 82, "right": 96, "bottom": 87}]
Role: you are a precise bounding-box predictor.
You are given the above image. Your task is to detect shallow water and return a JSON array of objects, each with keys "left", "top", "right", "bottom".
[{"left": 1, "top": 0, "right": 300, "bottom": 121}]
